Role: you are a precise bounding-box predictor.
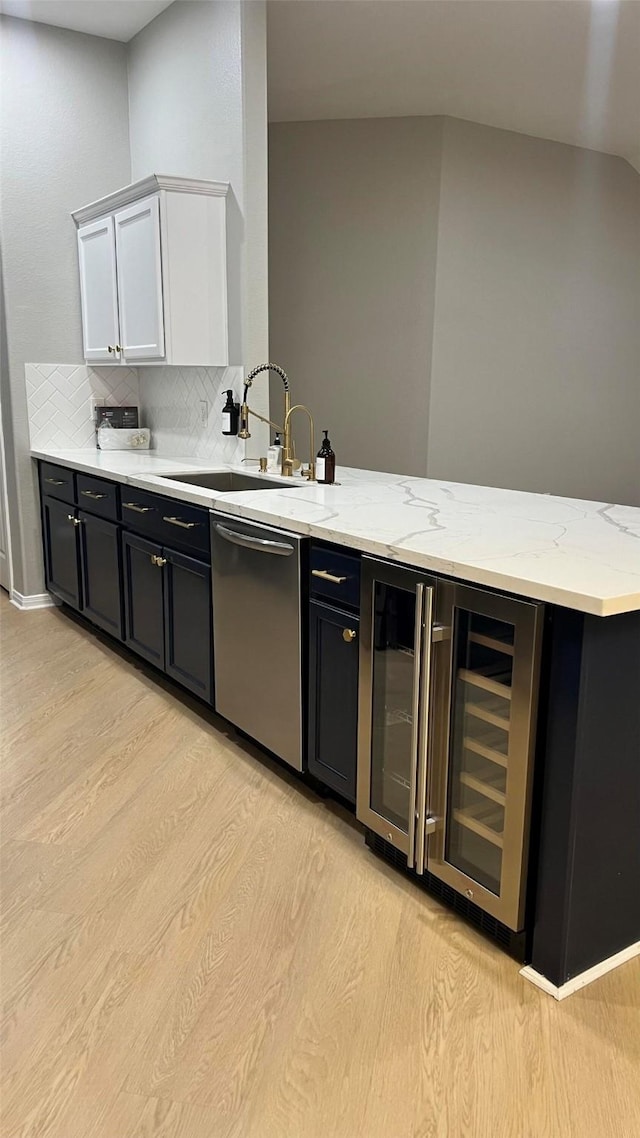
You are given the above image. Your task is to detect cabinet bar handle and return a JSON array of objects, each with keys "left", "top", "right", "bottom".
[
  {"left": 162, "top": 516, "right": 198, "bottom": 529},
  {"left": 45, "top": 477, "right": 65, "bottom": 485},
  {"left": 312, "top": 569, "right": 347, "bottom": 584},
  {"left": 81, "top": 490, "right": 106, "bottom": 500},
  {"left": 123, "top": 502, "right": 153, "bottom": 513}
]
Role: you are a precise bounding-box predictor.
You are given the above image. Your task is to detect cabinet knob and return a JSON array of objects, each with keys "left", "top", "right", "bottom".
[
  {"left": 152, "top": 556, "right": 167, "bottom": 568},
  {"left": 107, "top": 345, "right": 114, "bottom": 354},
  {"left": 115, "top": 345, "right": 122, "bottom": 353},
  {"left": 342, "top": 628, "right": 357, "bottom": 643},
  {"left": 67, "top": 514, "right": 81, "bottom": 527}
]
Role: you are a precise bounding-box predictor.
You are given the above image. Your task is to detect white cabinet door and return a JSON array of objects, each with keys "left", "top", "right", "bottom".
[
  {"left": 114, "top": 195, "right": 165, "bottom": 361},
  {"left": 77, "top": 216, "right": 120, "bottom": 362}
]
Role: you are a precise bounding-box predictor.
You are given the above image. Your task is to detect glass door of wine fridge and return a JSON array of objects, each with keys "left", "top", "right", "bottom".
[
  {"left": 427, "top": 584, "right": 543, "bottom": 930},
  {"left": 357, "top": 558, "right": 437, "bottom": 863}
]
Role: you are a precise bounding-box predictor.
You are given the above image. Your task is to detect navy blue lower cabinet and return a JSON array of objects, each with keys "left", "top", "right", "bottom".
[
  {"left": 163, "top": 549, "right": 213, "bottom": 704},
  {"left": 122, "top": 531, "right": 165, "bottom": 670},
  {"left": 308, "top": 599, "right": 360, "bottom": 803},
  {"left": 78, "top": 511, "right": 123, "bottom": 639},
  {"left": 42, "top": 495, "right": 81, "bottom": 609}
]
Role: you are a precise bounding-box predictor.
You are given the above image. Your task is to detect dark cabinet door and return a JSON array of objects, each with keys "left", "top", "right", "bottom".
[
  {"left": 78, "top": 511, "right": 123, "bottom": 639},
  {"left": 42, "top": 496, "right": 81, "bottom": 608},
  {"left": 122, "top": 531, "right": 165, "bottom": 669},
  {"left": 308, "top": 600, "right": 360, "bottom": 803},
  {"left": 163, "top": 549, "right": 213, "bottom": 703}
]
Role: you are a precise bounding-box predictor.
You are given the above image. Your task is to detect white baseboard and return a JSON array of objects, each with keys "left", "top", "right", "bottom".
[
  {"left": 520, "top": 940, "right": 640, "bottom": 1000},
  {"left": 10, "top": 590, "right": 60, "bottom": 611}
]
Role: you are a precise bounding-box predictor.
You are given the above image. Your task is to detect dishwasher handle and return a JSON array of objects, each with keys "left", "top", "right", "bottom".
[{"left": 214, "top": 522, "right": 295, "bottom": 557}]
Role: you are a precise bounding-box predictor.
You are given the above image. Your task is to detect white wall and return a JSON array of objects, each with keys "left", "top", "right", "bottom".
[
  {"left": 269, "top": 118, "right": 443, "bottom": 473},
  {"left": 128, "top": 0, "right": 269, "bottom": 453},
  {"left": 0, "top": 14, "right": 131, "bottom": 595},
  {"left": 427, "top": 118, "right": 640, "bottom": 505}
]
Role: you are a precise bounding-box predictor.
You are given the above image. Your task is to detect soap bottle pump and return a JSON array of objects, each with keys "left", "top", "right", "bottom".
[
  {"left": 316, "top": 430, "right": 336, "bottom": 485},
  {"left": 221, "top": 390, "right": 239, "bottom": 436}
]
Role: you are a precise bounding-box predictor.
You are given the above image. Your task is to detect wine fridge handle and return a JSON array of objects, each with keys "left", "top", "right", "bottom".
[
  {"left": 415, "top": 585, "right": 435, "bottom": 875},
  {"left": 407, "top": 584, "right": 425, "bottom": 870}
]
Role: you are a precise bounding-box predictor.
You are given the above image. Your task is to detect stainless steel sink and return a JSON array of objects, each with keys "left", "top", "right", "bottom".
[{"left": 159, "top": 471, "right": 304, "bottom": 492}]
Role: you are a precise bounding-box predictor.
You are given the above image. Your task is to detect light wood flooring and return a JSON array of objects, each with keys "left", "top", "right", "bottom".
[{"left": 1, "top": 593, "right": 638, "bottom": 1138}]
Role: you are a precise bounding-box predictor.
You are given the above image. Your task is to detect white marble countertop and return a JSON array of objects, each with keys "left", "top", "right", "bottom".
[{"left": 32, "top": 447, "right": 640, "bottom": 617}]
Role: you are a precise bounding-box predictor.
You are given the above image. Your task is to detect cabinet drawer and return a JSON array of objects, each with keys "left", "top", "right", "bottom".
[
  {"left": 40, "top": 462, "right": 75, "bottom": 505},
  {"left": 76, "top": 473, "right": 119, "bottom": 521},
  {"left": 121, "top": 488, "right": 210, "bottom": 557},
  {"left": 310, "top": 545, "right": 361, "bottom": 610}
]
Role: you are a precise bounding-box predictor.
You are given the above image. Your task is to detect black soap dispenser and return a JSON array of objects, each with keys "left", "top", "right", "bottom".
[
  {"left": 316, "top": 430, "right": 336, "bottom": 485},
  {"left": 221, "top": 390, "right": 239, "bottom": 436}
]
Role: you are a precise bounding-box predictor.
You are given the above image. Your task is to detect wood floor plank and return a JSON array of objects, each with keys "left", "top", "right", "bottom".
[{"left": 1, "top": 594, "right": 639, "bottom": 1138}]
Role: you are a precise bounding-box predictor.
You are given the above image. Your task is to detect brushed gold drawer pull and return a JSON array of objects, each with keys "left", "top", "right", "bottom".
[
  {"left": 45, "top": 477, "right": 66, "bottom": 485},
  {"left": 312, "top": 569, "right": 347, "bottom": 584},
  {"left": 163, "top": 516, "right": 198, "bottom": 529},
  {"left": 342, "top": 628, "right": 357, "bottom": 643},
  {"left": 123, "top": 502, "right": 153, "bottom": 513},
  {"left": 81, "top": 490, "right": 107, "bottom": 500}
]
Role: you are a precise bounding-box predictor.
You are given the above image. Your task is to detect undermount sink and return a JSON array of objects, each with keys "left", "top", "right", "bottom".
[{"left": 159, "top": 471, "right": 305, "bottom": 492}]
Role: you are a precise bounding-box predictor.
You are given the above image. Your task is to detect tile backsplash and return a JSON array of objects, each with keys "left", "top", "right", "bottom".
[
  {"left": 26, "top": 364, "right": 139, "bottom": 449},
  {"left": 26, "top": 362, "right": 246, "bottom": 464},
  {"left": 138, "top": 366, "right": 244, "bottom": 463}
]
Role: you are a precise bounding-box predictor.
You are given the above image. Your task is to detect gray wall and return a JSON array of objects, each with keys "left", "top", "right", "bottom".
[
  {"left": 128, "top": 0, "right": 269, "bottom": 452},
  {"left": 269, "top": 118, "right": 443, "bottom": 474},
  {"left": 0, "top": 15, "right": 131, "bottom": 595},
  {"left": 269, "top": 115, "right": 640, "bottom": 505},
  {"left": 428, "top": 118, "right": 640, "bottom": 505}
]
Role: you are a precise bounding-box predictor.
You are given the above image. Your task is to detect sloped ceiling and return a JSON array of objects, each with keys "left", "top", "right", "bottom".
[{"left": 267, "top": 0, "right": 640, "bottom": 169}]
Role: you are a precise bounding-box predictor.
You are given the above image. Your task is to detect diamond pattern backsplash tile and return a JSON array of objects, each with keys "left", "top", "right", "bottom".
[
  {"left": 26, "top": 364, "right": 139, "bottom": 449},
  {"left": 138, "top": 366, "right": 245, "bottom": 463}
]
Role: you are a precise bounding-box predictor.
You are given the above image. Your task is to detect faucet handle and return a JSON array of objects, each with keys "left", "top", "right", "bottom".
[{"left": 302, "top": 463, "right": 316, "bottom": 481}]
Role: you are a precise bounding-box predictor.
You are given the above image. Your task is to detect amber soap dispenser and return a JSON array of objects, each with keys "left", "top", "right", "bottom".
[{"left": 316, "top": 430, "right": 336, "bottom": 484}]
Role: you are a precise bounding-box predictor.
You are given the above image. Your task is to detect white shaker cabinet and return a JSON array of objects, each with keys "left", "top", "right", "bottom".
[
  {"left": 77, "top": 215, "right": 120, "bottom": 362},
  {"left": 72, "top": 175, "right": 229, "bottom": 367}
]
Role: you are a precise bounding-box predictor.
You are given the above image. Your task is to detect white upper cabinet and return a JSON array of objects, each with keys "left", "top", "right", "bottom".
[
  {"left": 77, "top": 215, "right": 120, "bottom": 362},
  {"left": 72, "top": 175, "right": 229, "bottom": 367},
  {"left": 114, "top": 195, "right": 165, "bottom": 361}
]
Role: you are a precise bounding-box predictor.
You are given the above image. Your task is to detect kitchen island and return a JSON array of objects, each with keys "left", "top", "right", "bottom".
[
  {"left": 31, "top": 447, "right": 640, "bottom": 997},
  {"left": 31, "top": 446, "right": 640, "bottom": 616}
]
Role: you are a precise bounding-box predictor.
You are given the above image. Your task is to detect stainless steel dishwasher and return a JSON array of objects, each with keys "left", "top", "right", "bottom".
[{"left": 211, "top": 512, "right": 304, "bottom": 771}]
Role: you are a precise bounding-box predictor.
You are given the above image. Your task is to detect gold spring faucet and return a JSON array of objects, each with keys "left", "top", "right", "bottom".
[{"left": 239, "top": 363, "right": 316, "bottom": 481}]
